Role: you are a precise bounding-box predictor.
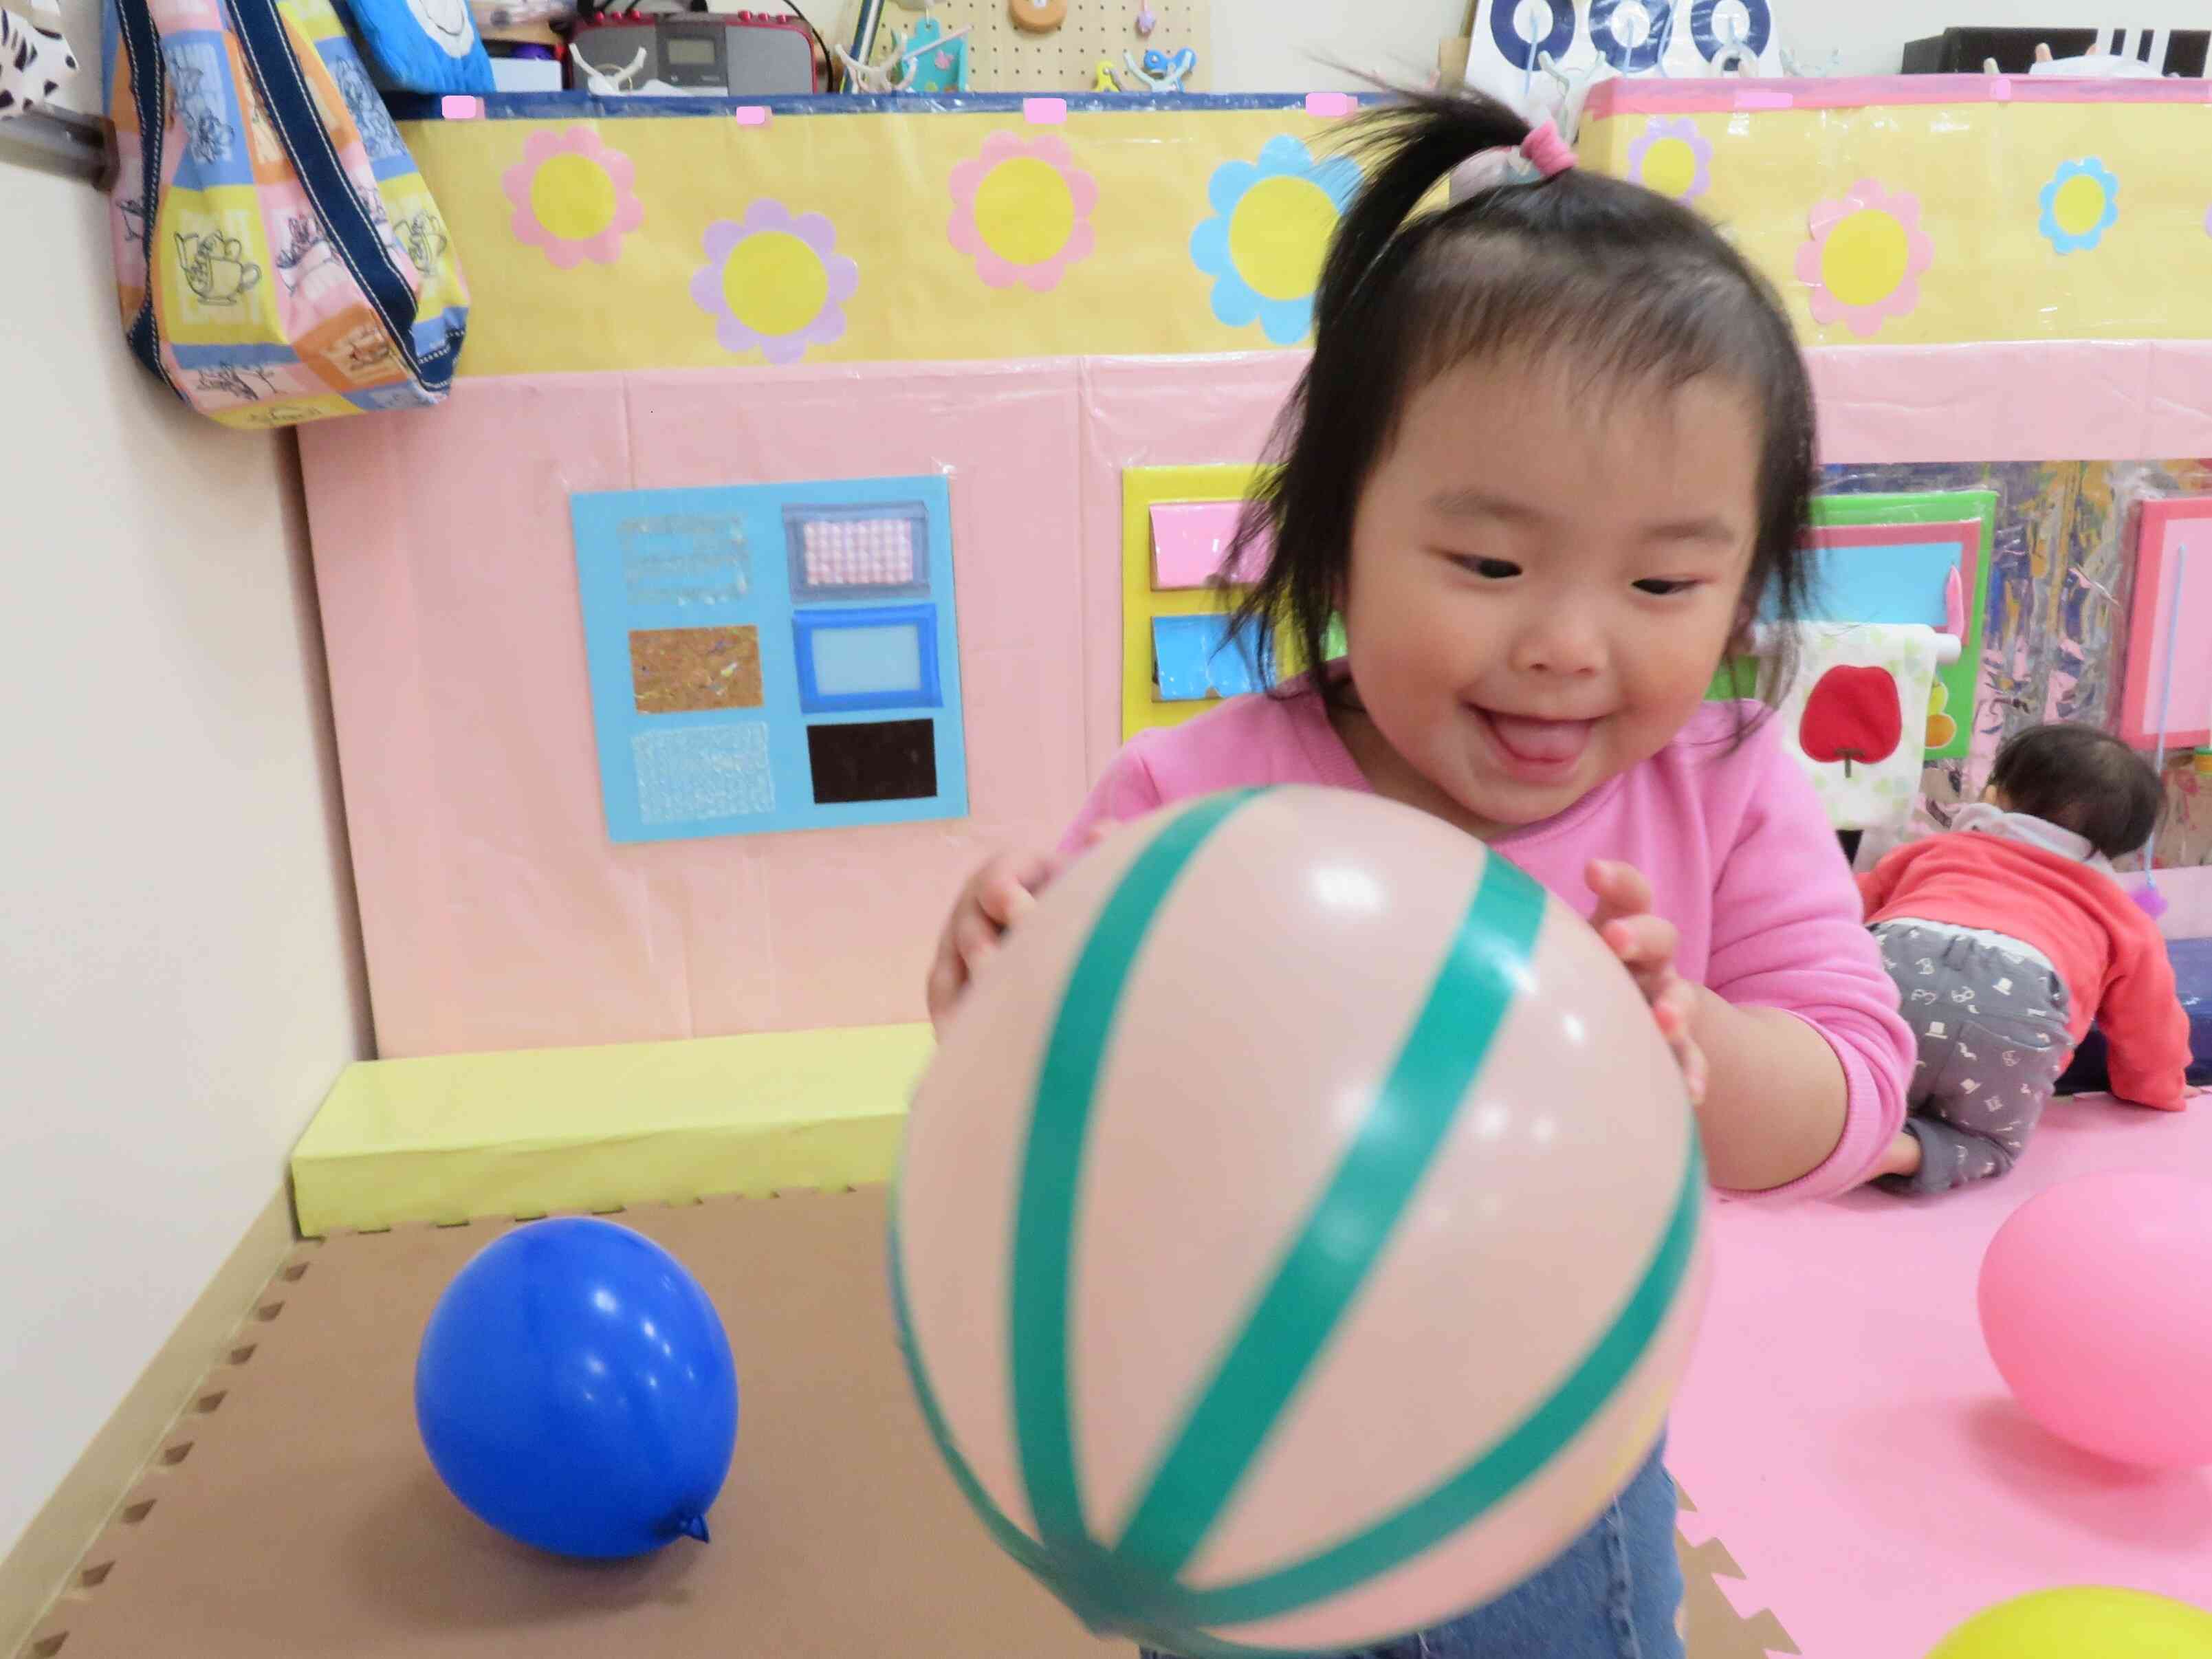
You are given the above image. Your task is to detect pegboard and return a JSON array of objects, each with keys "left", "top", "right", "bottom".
[{"left": 868, "top": 0, "right": 1212, "bottom": 92}]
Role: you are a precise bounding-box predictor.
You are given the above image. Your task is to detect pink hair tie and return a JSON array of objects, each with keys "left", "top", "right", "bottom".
[{"left": 1519, "top": 120, "right": 1576, "bottom": 179}]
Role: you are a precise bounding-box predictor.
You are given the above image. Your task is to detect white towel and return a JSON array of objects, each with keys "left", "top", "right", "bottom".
[{"left": 1766, "top": 623, "right": 1944, "bottom": 833}]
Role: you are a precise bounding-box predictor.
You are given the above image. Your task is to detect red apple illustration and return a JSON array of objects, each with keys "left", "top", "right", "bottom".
[{"left": 1799, "top": 665, "right": 1902, "bottom": 778}]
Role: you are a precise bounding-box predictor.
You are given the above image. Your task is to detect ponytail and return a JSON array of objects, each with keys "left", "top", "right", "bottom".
[{"left": 1313, "top": 89, "right": 1534, "bottom": 338}]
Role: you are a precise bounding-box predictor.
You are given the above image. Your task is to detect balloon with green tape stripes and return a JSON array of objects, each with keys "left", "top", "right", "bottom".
[{"left": 890, "top": 786, "right": 1710, "bottom": 1657}]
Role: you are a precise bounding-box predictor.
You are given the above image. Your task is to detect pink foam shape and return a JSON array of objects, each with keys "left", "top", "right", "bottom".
[
  {"left": 1150, "top": 500, "right": 1267, "bottom": 589},
  {"left": 1304, "top": 91, "right": 1356, "bottom": 118},
  {"left": 440, "top": 95, "right": 483, "bottom": 120},
  {"left": 2117, "top": 499, "right": 2212, "bottom": 749},
  {"left": 734, "top": 105, "right": 770, "bottom": 127},
  {"left": 947, "top": 133, "right": 1096, "bottom": 292},
  {"left": 1023, "top": 96, "right": 1067, "bottom": 124},
  {"left": 503, "top": 127, "right": 644, "bottom": 269},
  {"left": 1669, "top": 1100, "right": 2212, "bottom": 1658}
]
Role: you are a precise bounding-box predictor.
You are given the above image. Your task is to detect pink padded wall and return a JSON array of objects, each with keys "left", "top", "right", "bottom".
[
  {"left": 302, "top": 344, "right": 2212, "bottom": 1055},
  {"left": 302, "top": 364, "right": 1089, "bottom": 1056}
]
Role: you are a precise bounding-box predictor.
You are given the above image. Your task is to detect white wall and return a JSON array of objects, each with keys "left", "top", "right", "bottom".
[{"left": 0, "top": 158, "right": 371, "bottom": 1571}]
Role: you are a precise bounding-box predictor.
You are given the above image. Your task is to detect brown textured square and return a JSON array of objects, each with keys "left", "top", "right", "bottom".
[
  {"left": 628, "top": 627, "right": 763, "bottom": 715},
  {"left": 20, "top": 1190, "right": 1793, "bottom": 1659}
]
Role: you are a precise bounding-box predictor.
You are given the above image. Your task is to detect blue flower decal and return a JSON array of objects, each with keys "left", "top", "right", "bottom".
[
  {"left": 1190, "top": 135, "right": 1363, "bottom": 344},
  {"left": 2038, "top": 157, "right": 2118, "bottom": 255}
]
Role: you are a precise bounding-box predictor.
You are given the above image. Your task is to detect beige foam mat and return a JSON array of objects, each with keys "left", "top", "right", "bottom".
[{"left": 21, "top": 1189, "right": 1794, "bottom": 1659}]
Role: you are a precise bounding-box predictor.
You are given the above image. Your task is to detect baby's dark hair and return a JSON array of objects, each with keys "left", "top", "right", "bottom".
[
  {"left": 1227, "top": 88, "right": 1817, "bottom": 710},
  {"left": 1987, "top": 723, "right": 2165, "bottom": 859}
]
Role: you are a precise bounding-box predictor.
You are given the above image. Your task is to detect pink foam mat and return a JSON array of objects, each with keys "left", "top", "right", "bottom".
[{"left": 1671, "top": 1097, "right": 2212, "bottom": 1656}]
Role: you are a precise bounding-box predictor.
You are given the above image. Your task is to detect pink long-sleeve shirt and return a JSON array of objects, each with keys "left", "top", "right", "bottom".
[{"left": 1061, "top": 690, "right": 1914, "bottom": 1199}]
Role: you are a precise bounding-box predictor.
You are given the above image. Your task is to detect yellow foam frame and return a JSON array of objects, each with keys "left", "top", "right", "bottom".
[
  {"left": 1120, "top": 464, "right": 1268, "bottom": 741},
  {"left": 290, "top": 1024, "right": 933, "bottom": 1235}
]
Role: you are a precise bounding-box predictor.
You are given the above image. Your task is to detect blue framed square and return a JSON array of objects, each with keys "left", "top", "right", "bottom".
[{"left": 793, "top": 604, "right": 941, "bottom": 714}]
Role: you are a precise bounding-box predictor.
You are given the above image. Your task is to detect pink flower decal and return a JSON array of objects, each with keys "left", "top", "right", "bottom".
[
  {"left": 1794, "top": 178, "right": 1933, "bottom": 339},
  {"left": 690, "top": 200, "right": 858, "bottom": 364},
  {"left": 501, "top": 126, "right": 642, "bottom": 270},
  {"left": 1625, "top": 116, "right": 1711, "bottom": 203},
  {"left": 947, "top": 131, "right": 1097, "bottom": 292}
]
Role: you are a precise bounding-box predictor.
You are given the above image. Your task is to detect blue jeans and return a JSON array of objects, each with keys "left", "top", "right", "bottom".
[{"left": 1142, "top": 1439, "right": 1683, "bottom": 1659}]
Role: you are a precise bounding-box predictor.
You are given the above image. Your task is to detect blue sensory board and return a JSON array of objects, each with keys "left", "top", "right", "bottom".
[{"left": 571, "top": 476, "right": 966, "bottom": 843}]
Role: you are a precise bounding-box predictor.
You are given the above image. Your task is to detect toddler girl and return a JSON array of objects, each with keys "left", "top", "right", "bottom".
[
  {"left": 927, "top": 89, "right": 1914, "bottom": 1659},
  {"left": 1861, "top": 722, "right": 2196, "bottom": 1194}
]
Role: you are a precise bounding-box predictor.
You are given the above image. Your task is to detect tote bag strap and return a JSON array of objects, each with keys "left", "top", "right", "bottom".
[{"left": 109, "top": 0, "right": 183, "bottom": 399}]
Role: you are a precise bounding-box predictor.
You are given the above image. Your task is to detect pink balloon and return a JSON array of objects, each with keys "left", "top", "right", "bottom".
[
  {"left": 1979, "top": 1172, "right": 2212, "bottom": 1469},
  {"left": 895, "top": 787, "right": 1709, "bottom": 1653}
]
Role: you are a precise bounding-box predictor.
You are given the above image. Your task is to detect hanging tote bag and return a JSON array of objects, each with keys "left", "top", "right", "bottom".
[{"left": 103, "top": 0, "right": 469, "bottom": 428}]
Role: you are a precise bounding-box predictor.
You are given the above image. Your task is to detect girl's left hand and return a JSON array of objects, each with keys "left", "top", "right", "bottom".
[{"left": 1587, "top": 859, "right": 1707, "bottom": 1107}]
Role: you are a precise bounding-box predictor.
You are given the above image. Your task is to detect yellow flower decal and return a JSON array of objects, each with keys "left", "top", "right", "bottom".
[{"left": 1925, "top": 680, "right": 1958, "bottom": 750}]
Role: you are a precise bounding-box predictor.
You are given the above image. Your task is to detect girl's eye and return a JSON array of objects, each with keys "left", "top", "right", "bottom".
[
  {"left": 1453, "top": 556, "right": 1521, "bottom": 580},
  {"left": 1634, "top": 578, "right": 1700, "bottom": 597}
]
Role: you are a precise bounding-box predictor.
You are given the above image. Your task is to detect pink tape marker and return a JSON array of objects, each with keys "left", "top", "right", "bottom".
[
  {"left": 734, "top": 105, "right": 770, "bottom": 127},
  {"left": 1987, "top": 75, "right": 2013, "bottom": 102},
  {"left": 440, "top": 95, "right": 483, "bottom": 120},
  {"left": 1023, "top": 97, "right": 1068, "bottom": 125},
  {"left": 1731, "top": 89, "right": 1793, "bottom": 111},
  {"left": 1304, "top": 91, "right": 1356, "bottom": 119}
]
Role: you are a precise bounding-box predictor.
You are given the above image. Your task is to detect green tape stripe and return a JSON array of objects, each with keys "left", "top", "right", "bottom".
[
  {"left": 1010, "top": 789, "right": 1263, "bottom": 1561},
  {"left": 1154, "top": 1134, "right": 1705, "bottom": 1630},
  {"left": 1110, "top": 855, "right": 1547, "bottom": 1580},
  {"left": 886, "top": 1201, "right": 1055, "bottom": 1583}
]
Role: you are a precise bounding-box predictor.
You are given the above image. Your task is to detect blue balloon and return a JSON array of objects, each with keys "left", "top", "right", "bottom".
[{"left": 415, "top": 1218, "right": 738, "bottom": 1558}]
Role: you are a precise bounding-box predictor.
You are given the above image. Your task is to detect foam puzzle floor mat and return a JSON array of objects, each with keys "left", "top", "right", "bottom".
[
  {"left": 1671, "top": 1094, "right": 2212, "bottom": 1656},
  {"left": 24, "top": 1188, "right": 1793, "bottom": 1659}
]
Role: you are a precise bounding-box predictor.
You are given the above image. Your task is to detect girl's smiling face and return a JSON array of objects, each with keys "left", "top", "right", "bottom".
[{"left": 1334, "top": 353, "right": 1762, "bottom": 838}]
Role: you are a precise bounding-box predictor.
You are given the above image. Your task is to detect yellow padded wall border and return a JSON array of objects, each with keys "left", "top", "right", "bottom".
[{"left": 291, "top": 1024, "right": 934, "bottom": 1235}]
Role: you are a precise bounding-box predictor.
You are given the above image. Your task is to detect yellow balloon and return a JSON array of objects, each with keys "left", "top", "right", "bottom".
[{"left": 1929, "top": 1587, "right": 2212, "bottom": 1658}]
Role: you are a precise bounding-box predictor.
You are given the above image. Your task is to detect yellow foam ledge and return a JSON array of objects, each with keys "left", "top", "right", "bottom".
[{"left": 290, "top": 1024, "right": 934, "bottom": 1237}]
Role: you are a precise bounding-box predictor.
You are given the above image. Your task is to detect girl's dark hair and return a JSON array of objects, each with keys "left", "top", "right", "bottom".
[
  {"left": 1987, "top": 723, "right": 2165, "bottom": 859},
  {"left": 1227, "top": 88, "right": 1817, "bottom": 715}
]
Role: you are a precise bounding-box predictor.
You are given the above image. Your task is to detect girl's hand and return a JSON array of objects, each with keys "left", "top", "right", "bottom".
[
  {"left": 925, "top": 826, "right": 1115, "bottom": 1033},
  {"left": 1586, "top": 859, "right": 1707, "bottom": 1106}
]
